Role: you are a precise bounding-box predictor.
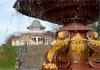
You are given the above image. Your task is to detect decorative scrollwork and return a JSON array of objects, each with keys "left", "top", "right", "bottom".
[
  {"left": 89, "top": 53, "right": 100, "bottom": 68},
  {"left": 87, "top": 31, "right": 100, "bottom": 53},
  {"left": 43, "top": 31, "right": 70, "bottom": 69},
  {"left": 88, "top": 39, "right": 100, "bottom": 53},
  {"left": 47, "top": 31, "right": 70, "bottom": 63},
  {"left": 56, "top": 51, "right": 70, "bottom": 69},
  {"left": 57, "top": 31, "right": 70, "bottom": 39},
  {"left": 86, "top": 31, "right": 98, "bottom": 39}
]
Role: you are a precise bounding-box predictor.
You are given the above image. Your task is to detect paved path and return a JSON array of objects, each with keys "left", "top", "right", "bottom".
[{"left": 17, "top": 45, "right": 51, "bottom": 70}]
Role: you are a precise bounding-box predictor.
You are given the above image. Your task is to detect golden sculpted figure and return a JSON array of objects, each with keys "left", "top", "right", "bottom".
[
  {"left": 70, "top": 33, "right": 87, "bottom": 62},
  {"left": 71, "top": 33, "right": 86, "bottom": 55},
  {"left": 43, "top": 31, "right": 70, "bottom": 70}
]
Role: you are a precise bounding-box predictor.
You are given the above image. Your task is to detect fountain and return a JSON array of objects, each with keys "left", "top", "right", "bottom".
[{"left": 14, "top": 0, "right": 100, "bottom": 70}]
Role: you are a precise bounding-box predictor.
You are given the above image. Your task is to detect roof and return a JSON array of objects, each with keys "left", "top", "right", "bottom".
[
  {"left": 27, "top": 19, "right": 45, "bottom": 30},
  {"left": 14, "top": 0, "right": 100, "bottom": 25},
  {"left": 12, "top": 31, "right": 54, "bottom": 39}
]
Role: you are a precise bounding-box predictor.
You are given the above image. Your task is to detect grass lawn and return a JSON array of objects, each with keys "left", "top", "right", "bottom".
[{"left": 0, "top": 45, "right": 19, "bottom": 70}]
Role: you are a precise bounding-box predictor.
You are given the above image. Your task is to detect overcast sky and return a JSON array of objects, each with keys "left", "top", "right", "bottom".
[{"left": 0, "top": 0, "right": 60, "bottom": 45}]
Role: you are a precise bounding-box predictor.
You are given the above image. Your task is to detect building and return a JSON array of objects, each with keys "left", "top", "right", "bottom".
[{"left": 11, "top": 19, "right": 55, "bottom": 46}]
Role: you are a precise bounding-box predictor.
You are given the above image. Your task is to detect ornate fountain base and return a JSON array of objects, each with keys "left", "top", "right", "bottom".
[{"left": 41, "top": 23, "right": 100, "bottom": 70}]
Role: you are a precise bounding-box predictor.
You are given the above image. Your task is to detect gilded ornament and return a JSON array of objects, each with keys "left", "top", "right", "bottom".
[
  {"left": 43, "top": 63, "right": 58, "bottom": 70},
  {"left": 71, "top": 33, "right": 86, "bottom": 61},
  {"left": 47, "top": 38, "right": 70, "bottom": 62},
  {"left": 47, "top": 31, "right": 70, "bottom": 63},
  {"left": 71, "top": 33, "right": 86, "bottom": 55}
]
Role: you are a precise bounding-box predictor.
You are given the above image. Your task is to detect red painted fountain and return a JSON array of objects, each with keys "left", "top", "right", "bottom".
[{"left": 14, "top": 0, "right": 100, "bottom": 70}]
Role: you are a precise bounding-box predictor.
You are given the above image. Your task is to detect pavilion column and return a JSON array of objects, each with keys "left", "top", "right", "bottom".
[
  {"left": 36, "top": 37, "right": 39, "bottom": 45},
  {"left": 41, "top": 37, "right": 43, "bottom": 45}
]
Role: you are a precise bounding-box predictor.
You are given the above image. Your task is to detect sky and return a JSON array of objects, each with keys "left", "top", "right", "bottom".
[{"left": 0, "top": 0, "right": 60, "bottom": 45}]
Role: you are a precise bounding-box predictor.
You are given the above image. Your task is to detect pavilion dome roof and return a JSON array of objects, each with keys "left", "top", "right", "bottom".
[{"left": 27, "top": 19, "right": 45, "bottom": 30}]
